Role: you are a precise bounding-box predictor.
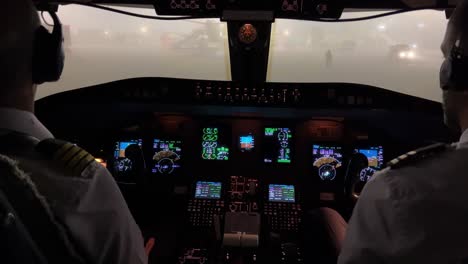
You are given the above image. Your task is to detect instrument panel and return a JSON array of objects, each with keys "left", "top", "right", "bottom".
[
  {"left": 85, "top": 116, "right": 394, "bottom": 263},
  {"left": 35, "top": 74, "right": 448, "bottom": 263},
  {"left": 101, "top": 117, "right": 387, "bottom": 204}
]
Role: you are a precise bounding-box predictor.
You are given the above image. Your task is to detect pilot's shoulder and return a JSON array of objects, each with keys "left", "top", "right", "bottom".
[
  {"left": 35, "top": 138, "right": 98, "bottom": 178},
  {"left": 386, "top": 142, "right": 455, "bottom": 170}
]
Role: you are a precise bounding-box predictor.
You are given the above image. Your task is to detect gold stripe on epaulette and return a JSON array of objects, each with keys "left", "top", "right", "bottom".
[
  {"left": 73, "top": 154, "right": 95, "bottom": 175},
  {"left": 61, "top": 146, "right": 81, "bottom": 163},
  {"left": 52, "top": 143, "right": 75, "bottom": 160},
  {"left": 67, "top": 150, "right": 88, "bottom": 168}
]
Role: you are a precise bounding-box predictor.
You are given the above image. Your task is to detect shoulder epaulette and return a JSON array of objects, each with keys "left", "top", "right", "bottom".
[
  {"left": 386, "top": 143, "right": 453, "bottom": 169},
  {"left": 35, "top": 139, "right": 96, "bottom": 177}
]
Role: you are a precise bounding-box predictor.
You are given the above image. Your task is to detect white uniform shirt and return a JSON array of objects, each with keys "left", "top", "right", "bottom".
[
  {"left": 338, "top": 130, "right": 468, "bottom": 264},
  {"left": 0, "top": 107, "right": 148, "bottom": 264},
  {"left": 459, "top": 129, "right": 468, "bottom": 149}
]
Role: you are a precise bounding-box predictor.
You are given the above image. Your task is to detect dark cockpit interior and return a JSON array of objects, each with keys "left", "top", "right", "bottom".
[
  {"left": 35, "top": 77, "right": 451, "bottom": 263},
  {"left": 31, "top": 0, "right": 456, "bottom": 263}
]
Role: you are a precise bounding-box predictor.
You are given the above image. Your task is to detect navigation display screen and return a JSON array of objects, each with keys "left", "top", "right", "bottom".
[
  {"left": 112, "top": 139, "right": 144, "bottom": 182},
  {"left": 355, "top": 146, "right": 384, "bottom": 181},
  {"left": 152, "top": 139, "right": 182, "bottom": 175},
  {"left": 313, "top": 145, "right": 343, "bottom": 181},
  {"left": 201, "top": 127, "right": 230, "bottom": 160},
  {"left": 264, "top": 127, "right": 292, "bottom": 164},
  {"left": 195, "top": 181, "right": 222, "bottom": 199},
  {"left": 269, "top": 184, "right": 296, "bottom": 203}
]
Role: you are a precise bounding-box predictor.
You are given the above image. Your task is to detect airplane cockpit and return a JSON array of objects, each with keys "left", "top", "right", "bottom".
[{"left": 29, "top": 0, "right": 457, "bottom": 263}]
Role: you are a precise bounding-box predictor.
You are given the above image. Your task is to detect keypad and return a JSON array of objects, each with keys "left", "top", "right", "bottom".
[
  {"left": 187, "top": 199, "right": 225, "bottom": 227},
  {"left": 264, "top": 202, "right": 302, "bottom": 231}
]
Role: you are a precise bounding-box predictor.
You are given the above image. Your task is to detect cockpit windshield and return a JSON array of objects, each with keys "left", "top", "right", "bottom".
[{"left": 38, "top": 6, "right": 447, "bottom": 102}]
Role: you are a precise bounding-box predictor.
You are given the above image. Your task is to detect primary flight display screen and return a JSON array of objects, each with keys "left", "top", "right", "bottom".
[
  {"left": 355, "top": 146, "right": 384, "bottom": 181},
  {"left": 194, "top": 181, "right": 222, "bottom": 199},
  {"left": 264, "top": 127, "right": 292, "bottom": 164},
  {"left": 152, "top": 139, "right": 182, "bottom": 175},
  {"left": 201, "top": 127, "right": 230, "bottom": 160},
  {"left": 112, "top": 139, "right": 144, "bottom": 183},
  {"left": 113, "top": 139, "right": 143, "bottom": 173},
  {"left": 268, "top": 184, "right": 296, "bottom": 203},
  {"left": 313, "top": 145, "right": 343, "bottom": 181}
]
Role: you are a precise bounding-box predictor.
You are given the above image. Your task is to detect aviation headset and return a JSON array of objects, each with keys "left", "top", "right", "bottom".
[
  {"left": 440, "top": 39, "right": 468, "bottom": 91},
  {"left": 32, "top": 11, "right": 65, "bottom": 84}
]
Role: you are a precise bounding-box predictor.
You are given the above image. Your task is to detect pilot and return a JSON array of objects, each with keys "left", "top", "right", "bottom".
[
  {"left": 338, "top": 1, "right": 468, "bottom": 263},
  {"left": 0, "top": 0, "right": 147, "bottom": 263}
]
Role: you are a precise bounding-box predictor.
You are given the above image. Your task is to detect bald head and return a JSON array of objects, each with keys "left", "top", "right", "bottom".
[{"left": 0, "top": 0, "right": 40, "bottom": 110}]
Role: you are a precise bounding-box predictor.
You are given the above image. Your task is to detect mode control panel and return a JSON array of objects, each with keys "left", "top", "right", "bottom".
[
  {"left": 187, "top": 199, "right": 225, "bottom": 227},
  {"left": 264, "top": 202, "right": 302, "bottom": 232},
  {"left": 195, "top": 83, "right": 302, "bottom": 105}
]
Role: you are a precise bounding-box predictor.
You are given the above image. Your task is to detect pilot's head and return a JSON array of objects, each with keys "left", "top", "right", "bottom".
[
  {"left": 441, "top": 0, "right": 468, "bottom": 132},
  {"left": 0, "top": 0, "right": 40, "bottom": 112}
]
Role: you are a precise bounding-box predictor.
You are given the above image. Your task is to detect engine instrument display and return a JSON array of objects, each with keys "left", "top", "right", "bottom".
[
  {"left": 355, "top": 146, "right": 384, "bottom": 181},
  {"left": 313, "top": 145, "right": 343, "bottom": 181},
  {"left": 201, "top": 127, "right": 230, "bottom": 160},
  {"left": 194, "top": 181, "right": 222, "bottom": 199},
  {"left": 264, "top": 127, "right": 292, "bottom": 164},
  {"left": 239, "top": 134, "right": 255, "bottom": 152},
  {"left": 268, "top": 184, "right": 296, "bottom": 203},
  {"left": 152, "top": 139, "right": 182, "bottom": 175}
]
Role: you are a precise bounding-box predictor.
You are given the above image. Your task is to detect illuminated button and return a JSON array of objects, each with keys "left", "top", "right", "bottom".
[
  {"left": 224, "top": 93, "right": 233, "bottom": 103},
  {"left": 205, "top": 92, "right": 213, "bottom": 99}
]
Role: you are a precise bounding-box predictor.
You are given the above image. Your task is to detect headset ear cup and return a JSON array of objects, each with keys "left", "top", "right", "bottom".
[{"left": 32, "top": 25, "right": 65, "bottom": 85}]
